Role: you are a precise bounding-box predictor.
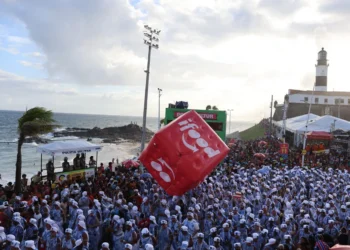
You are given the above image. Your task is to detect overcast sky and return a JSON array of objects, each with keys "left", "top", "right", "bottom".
[{"left": 1, "top": 0, "right": 350, "bottom": 121}]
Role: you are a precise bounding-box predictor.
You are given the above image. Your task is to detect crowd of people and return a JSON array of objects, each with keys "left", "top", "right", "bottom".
[{"left": 0, "top": 136, "right": 350, "bottom": 250}]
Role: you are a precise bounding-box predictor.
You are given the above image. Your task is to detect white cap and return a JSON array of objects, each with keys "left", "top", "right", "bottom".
[
  {"left": 11, "top": 240, "right": 20, "bottom": 249},
  {"left": 268, "top": 238, "right": 276, "bottom": 245},
  {"left": 24, "top": 240, "right": 36, "bottom": 249},
  {"left": 181, "top": 226, "right": 188, "bottom": 232},
  {"left": 246, "top": 237, "right": 253, "bottom": 243},
  {"left": 51, "top": 227, "right": 59, "bottom": 233},
  {"left": 145, "top": 244, "right": 154, "bottom": 250},
  {"left": 65, "top": 228, "right": 73, "bottom": 234},
  {"left": 101, "top": 242, "right": 109, "bottom": 249},
  {"left": 75, "top": 239, "right": 83, "bottom": 247},
  {"left": 29, "top": 218, "right": 37, "bottom": 225},
  {"left": 7, "top": 234, "right": 15, "bottom": 241},
  {"left": 78, "top": 221, "right": 86, "bottom": 229},
  {"left": 125, "top": 243, "right": 132, "bottom": 249},
  {"left": 252, "top": 233, "right": 259, "bottom": 239},
  {"left": 141, "top": 228, "right": 149, "bottom": 235}
]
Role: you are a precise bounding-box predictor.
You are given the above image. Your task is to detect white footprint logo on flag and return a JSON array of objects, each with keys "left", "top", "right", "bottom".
[{"left": 151, "top": 158, "right": 175, "bottom": 183}]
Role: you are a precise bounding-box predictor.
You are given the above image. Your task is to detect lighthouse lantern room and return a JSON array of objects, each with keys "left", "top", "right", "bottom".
[{"left": 315, "top": 47, "right": 328, "bottom": 92}]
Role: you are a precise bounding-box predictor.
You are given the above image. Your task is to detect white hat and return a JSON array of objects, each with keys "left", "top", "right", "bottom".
[
  {"left": 161, "top": 199, "right": 167, "bottom": 205},
  {"left": 145, "top": 243, "right": 154, "bottom": 250},
  {"left": 267, "top": 238, "right": 276, "bottom": 245},
  {"left": 125, "top": 243, "right": 132, "bottom": 249},
  {"left": 181, "top": 226, "right": 188, "bottom": 232},
  {"left": 24, "top": 240, "right": 36, "bottom": 249},
  {"left": 181, "top": 241, "right": 189, "bottom": 249},
  {"left": 75, "top": 239, "right": 83, "bottom": 247},
  {"left": 11, "top": 240, "right": 20, "bottom": 248},
  {"left": 210, "top": 227, "right": 217, "bottom": 233},
  {"left": 65, "top": 228, "right": 73, "bottom": 234},
  {"left": 7, "top": 234, "right": 15, "bottom": 241},
  {"left": 29, "top": 218, "right": 37, "bottom": 225},
  {"left": 141, "top": 228, "right": 149, "bottom": 235},
  {"left": 246, "top": 237, "right": 253, "bottom": 243},
  {"left": 214, "top": 237, "right": 221, "bottom": 242},
  {"left": 51, "top": 227, "right": 59, "bottom": 233},
  {"left": 161, "top": 220, "right": 168, "bottom": 225},
  {"left": 0, "top": 226, "right": 4, "bottom": 233},
  {"left": 88, "top": 210, "right": 93, "bottom": 215},
  {"left": 198, "top": 233, "right": 204, "bottom": 238},
  {"left": 252, "top": 233, "right": 259, "bottom": 239},
  {"left": 101, "top": 242, "right": 109, "bottom": 249},
  {"left": 223, "top": 223, "right": 229, "bottom": 228},
  {"left": 78, "top": 221, "right": 86, "bottom": 229}
]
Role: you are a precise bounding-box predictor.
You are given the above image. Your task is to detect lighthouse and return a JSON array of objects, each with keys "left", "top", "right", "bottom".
[{"left": 315, "top": 47, "right": 328, "bottom": 91}]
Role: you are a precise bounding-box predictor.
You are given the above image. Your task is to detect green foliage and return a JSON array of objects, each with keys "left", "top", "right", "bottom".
[
  {"left": 239, "top": 123, "right": 266, "bottom": 141},
  {"left": 18, "top": 107, "right": 60, "bottom": 136}
]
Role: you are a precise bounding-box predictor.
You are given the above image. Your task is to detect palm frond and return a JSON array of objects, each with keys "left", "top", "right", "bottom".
[{"left": 18, "top": 107, "right": 60, "bottom": 136}]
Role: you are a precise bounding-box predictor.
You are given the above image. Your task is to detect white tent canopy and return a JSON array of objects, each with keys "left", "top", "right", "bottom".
[
  {"left": 37, "top": 140, "right": 102, "bottom": 156},
  {"left": 274, "top": 113, "right": 320, "bottom": 132},
  {"left": 296, "top": 115, "right": 350, "bottom": 133}
]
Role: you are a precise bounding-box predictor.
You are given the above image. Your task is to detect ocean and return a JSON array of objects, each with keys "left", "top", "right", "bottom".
[{"left": 0, "top": 110, "right": 254, "bottom": 184}]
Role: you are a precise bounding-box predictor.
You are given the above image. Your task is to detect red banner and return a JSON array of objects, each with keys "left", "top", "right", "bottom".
[
  {"left": 279, "top": 143, "right": 289, "bottom": 155},
  {"left": 174, "top": 112, "right": 217, "bottom": 120}
]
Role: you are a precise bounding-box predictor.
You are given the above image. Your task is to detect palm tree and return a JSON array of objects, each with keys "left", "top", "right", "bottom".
[
  {"left": 212, "top": 106, "right": 218, "bottom": 110},
  {"left": 206, "top": 105, "right": 212, "bottom": 110},
  {"left": 15, "top": 107, "right": 59, "bottom": 193}
]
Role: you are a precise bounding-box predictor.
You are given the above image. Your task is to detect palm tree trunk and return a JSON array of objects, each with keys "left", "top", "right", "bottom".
[{"left": 15, "top": 133, "right": 25, "bottom": 194}]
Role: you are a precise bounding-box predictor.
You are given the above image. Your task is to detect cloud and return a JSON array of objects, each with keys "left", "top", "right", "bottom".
[
  {"left": 19, "top": 60, "right": 43, "bottom": 69},
  {"left": 258, "top": 0, "right": 305, "bottom": 15},
  {"left": 319, "top": 0, "right": 350, "bottom": 14}
]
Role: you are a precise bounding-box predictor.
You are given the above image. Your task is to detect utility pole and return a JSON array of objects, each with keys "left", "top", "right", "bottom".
[
  {"left": 140, "top": 25, "right": 160, "bottom": 152},
  {"left": 302, "top": 85, "right": 315, "bottom": 167},
  {"left": 269, "top": 95, "right": 273, "bottom": 137},
  {"left": 227, "top": 109, "right": 234, "bottom": 135},
  {"left": 157, "top": 88, "right": 162, "bottom": 130}
]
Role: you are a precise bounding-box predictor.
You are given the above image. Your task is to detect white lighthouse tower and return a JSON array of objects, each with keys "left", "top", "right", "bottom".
[{"left": 315, "top": 47, "right": 328, "bottom": 91}]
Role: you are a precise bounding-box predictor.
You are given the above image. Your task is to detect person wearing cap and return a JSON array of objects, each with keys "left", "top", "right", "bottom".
[
  {"left": 73, "top": 238, "right": 89, "bottom": 250},
  {"left": 122, "top": 221, "right": 137, "bottom": 246},
  {"left": 0, "top": 226, "right": 6, "bottom": 243},
  {"left": 101, "top": 242, "right": 110, "bottom": 250},
  {"left": 176, "top": 226, "right": 191, "bottom": 250},
  {"left": 220, "top": 223, "right": 232, "bottom": 250},
  {"left": 10, "top": 239, "right": 20, "bottom": 249},
  {"left": 242, "top": 237, "right": 254, "bottom": 250},
  {"left": 23, "top": 218, "right": 38, "bottom": 245},
  {"left": 192, "top": 232, "right": 209, "bottom": 250},
  {"left": 139, "top": 228, "right": 156, "bottom": 250},
  {"left": 124, "top": 243, "right": 132, "bottom": 250},
  {"left": 169, "top": 215, "right": 181, "bottom": 234},
  {"left": 212, "top": 237, "right": 224, "bottom": 250},
  {"left": 1, "top": 234, "right": 15, "bottom": 250},
  {"left": 263, "top": 238, "right": 276, "bottom": 250},
  {"left": 182, "top": 212, "right": 198, "bottom": 235},
  {"left": 157, "top": 219, "right": 172, "bottom": 250},
  {"left": 233, "top": 242, "right": 242, "bottom": 250},
  {"left": 47, "top": 226, "right": 61, "bottom": 249},
  {"left": 9, "top": 217, "right": 23, "bottom": 241},
  {"left": 86, "top": 209, "right": 100, "bottom": 250},
  {"left": 62, "top": 228, "right": 75, "bottom": 250},
  {"left": 145, "top": 243, "right": 154, "bottom": 250},
  {"left": 24, "top": 240, "right": 36, "bottom": 250},
  {"left": 149, "top": 216, "right": 158, "bottom": 237},
  {"left": 72, "top": 221, "right": 89, "bottom": 246},
  {"left": 78, "top": 192, "right": 90, "bottom": 217}
]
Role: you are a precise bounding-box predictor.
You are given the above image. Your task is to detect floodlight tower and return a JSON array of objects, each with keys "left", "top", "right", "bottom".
[{"left": 141, "top": 25, "right": 161, "bottom": 152}]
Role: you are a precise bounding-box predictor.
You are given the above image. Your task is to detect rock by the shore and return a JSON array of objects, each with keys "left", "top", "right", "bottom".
[
  {"left": 24, "top": 137, "right": 49, "bottom": 144},
  {"left": 54, "top": 123, "right": 154, "bottom": 142}
]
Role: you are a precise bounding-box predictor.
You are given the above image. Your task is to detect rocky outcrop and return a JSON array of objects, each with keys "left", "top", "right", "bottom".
[
  {"left": 24, "top": 137, "right": 49, "bottom": 144},
  {"left": 53, "top": 124, "right": 154, "bottom": 142}
]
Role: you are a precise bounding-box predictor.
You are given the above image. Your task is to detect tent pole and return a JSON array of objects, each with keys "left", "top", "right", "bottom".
[
  {"left": 40, "top": 154, "right": 43, "bottom": 180},
  {"left": 96, "top": 152, "right": 98, "bottom": 174}
]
